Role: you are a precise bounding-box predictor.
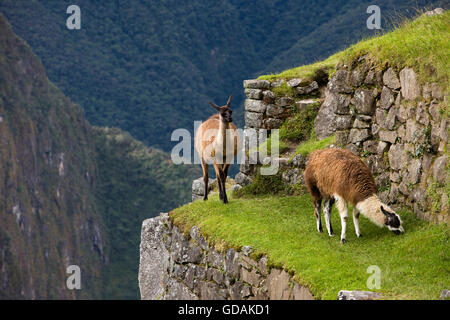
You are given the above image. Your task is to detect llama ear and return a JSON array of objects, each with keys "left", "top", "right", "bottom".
[
  {"left": 209, "top": 101, "right": 221, "bottom": 111},
  {"left": 380, "top": 206, "right": 390, "bottom": 216},
  {"left": 226, "top": 95, "right": 232, "bottom": 107}
]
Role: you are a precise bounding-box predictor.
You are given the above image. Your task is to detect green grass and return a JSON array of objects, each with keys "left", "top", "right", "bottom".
[
  {"left": 259, "top": 11, "right": 450, "bottom": 92},
  {"left": 259, "top": 54, "right": 342, "bottom": 83},
  {"left": 293, "top": 135, "right": 336, "bottom": 158},
  {"left": 172, "top": 194, "right": 450, "bottom": 300},
  {"left": 279, "top": 102, "right": 320, "bottom": 142},
  {"left": 251, "top": 136, "right": 290, "bottom": 157}
]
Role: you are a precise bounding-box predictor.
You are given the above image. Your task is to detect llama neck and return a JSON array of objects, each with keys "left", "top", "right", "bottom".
[
  {"left": 216, "top": 119, "right": 230, "bottom": 160},
  {"left": 355, "top": 194, "right": 386, "bottom": 227}
]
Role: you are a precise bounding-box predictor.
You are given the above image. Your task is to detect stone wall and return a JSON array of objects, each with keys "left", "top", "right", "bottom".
[
  {"left": 235, "top": 78, "right": 322, "bottom": 189},
  {"left": 139, "top": 213, "right": 314, "bottom": 300},
  {"left": 318, "top": 59, "right": 448, "bottom": 223},
  {"left": 237, "top": 57, "right": 448, "bottom": 223}
]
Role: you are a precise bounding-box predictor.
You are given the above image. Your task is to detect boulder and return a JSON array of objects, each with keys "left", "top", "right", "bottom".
[
  {"left": 379, "top": 86, "right": 394, "bottom": 109},
  {"left": 377, "top": 141, "right": 389, "bottom": 154},
  {"left": 399, "top": 68, "right": 420, "bottom": 101},
  {"left": 225, "top": 249, "right": 240, "bottom": 279},
  {"left": 337, "top": 290, "right": 382, "bottom": 300},
  {"left": 139, "top": 216, "right": 170, "bottom": 300},
  {"left": 271, "top": 79, "right": 285, "bottom": 88},
  {"left": 350, "top": 68, "right": 365, "bottom": 87},
  {"left": 335, "top": 131, "right": 349, "bottom": 146},
  {"left": 416, "top": 101, "right": 430, "bottom": 125},
  {"left": 258, "top": 256, "right": 268, "bottom": 276},
  {"left": 231, "top": 184, "right": 242, "bottom": 192},
  {"left": 291, "top": 283, "right": 314, "bottom": 300},
  {"left": 429, "top": 100, "right": 441, "bottom": 122},
  {"left": 423, "top": 8, "right": 445, "bottom": 16},
  {"left": 276, "top": 97, "right": 295, "bottom": 107},
  {"left": 266, "top": 104, "right": 284, "bottom": 117},
  {"left": 378, "top": 130, "right": 397, "bottom": 144},
  {"left": 328, "top": 70, "right": 353, "bottom": 93},
  {"left": 384, "top": 107, "right": 397, "bottom": 130},
  {"left": 388, "top": 144, "right": 407, "bottom": 170},
  {"left": 245, "top": 89, "right": 263, "bottom": 100},
  {"left": 433, "top": 155, "right": 447, "bottom": 185},
  {"left": 263, "top": 118, "right": 283, "bottom": 129},
  {"left": 234, "top": 172, "right": 253, "bottom": 186},
  {"left": 296, "top": 81, "right": 319, "bottom": 95},
  {"left": 314, "top": 90, "right": 351, "bottom": 139},
  {"left": 366, "top": 155, "right": 387, "bottom": 174},
  {"left": 199, "top": 281, "right": 225, "bottom": 300},
  {"left": 439, "top": 289, "right": 450, "bottom": 300},
  {"left": 282, "top": 168, "right": 301, "bottom": 185},
  {"left": 383, "top": 68, "right": 401, "bottom": 90},
  {"left": 243, "top": 79, "right": 270, "bottom": 89},
  {"left": 354, "top": 88, "right": 375, "bottom": 115},
  {"left": 365, "top": 69, "right": 382, "bottom": 86},
  {"left": 348, "top": 129, "right": 370, "bottom": 143},
  {"left": 407, "top": 159, "right": 422, "bottom": 185},
  {"left": 267, "top": 269, "right": 291, "bottom": 300},
  {"left": 336, "top": 115, "right": 353, "bottom": 130},
  {"left": 192, "top": 177, "right": 215, "bottom": 200},
  {"left": 245, "top": 99, "right": 267, "bottom": 113},
  {"left": 245, "top": 112, "right": 263, "bottom": 128},
  {"left": 363, "top": 140, "right": 378, "bottom": 154},
  {"left": 242, "top": 245, "right": 253, "bottom": 256},
  {"left": 262, "top": 90, "right": 276, "bottom": 103},
  {"left": 240, "top": 268, "right": 262, "bottom": 287},
  {"left": 405, "top": 119, "right": 421, "bottom": 143},
  {"left": 431, "top": 83, "right": 443, "bottom": 99},
  {"left": 286, "top": 78, "right": 303, "bottom": 87},
  {"left": 353, "top": 115, "right": 371, "bottom": 129},
  {"left": 291, "top": 154, "right": 307, "bottom": 168}
]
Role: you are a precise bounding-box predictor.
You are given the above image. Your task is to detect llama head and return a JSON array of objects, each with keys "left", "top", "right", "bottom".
[
  {"left": 209, "top": 95, "right": 233, "bottom": 122},
  {"left": 380, "top": 206, "right": 404, "bottom": 235}
]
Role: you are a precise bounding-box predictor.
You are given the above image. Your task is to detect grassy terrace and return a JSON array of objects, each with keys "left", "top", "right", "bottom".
[
  {"left": 172, "top": 11, "right": 450, "bottom": 300},
  {"left": 172, "top": 194, "right": 449, "bottom": 300},
  {"left": 259, "top": 10, "right": 450, "bottom": 92}
]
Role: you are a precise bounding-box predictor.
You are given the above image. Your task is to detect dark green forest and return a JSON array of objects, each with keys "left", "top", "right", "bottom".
[
  {"left": 94, "top": 127, "right": 199, "bottom": 298},
  {"left": 1, "top": 0, "right": 446, "bottom": 151}
]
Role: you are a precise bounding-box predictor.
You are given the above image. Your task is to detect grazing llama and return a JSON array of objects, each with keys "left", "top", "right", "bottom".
[
  {"left": 304, "top": 148, "right": 404, "bottom": 243},
  {"left": 195, "top": 96, "right": 240, "bottom": 204}
]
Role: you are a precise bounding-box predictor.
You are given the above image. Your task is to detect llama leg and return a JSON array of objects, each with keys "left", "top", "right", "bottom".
[
  {"left": 353, "top": 207, "right": 362, "bottom": 238},
  {"left": 221, "top": 170, "right": 228, "bottom": 204},
  {"left": 313, "top": 199, "right": 323, "bottom": 233},
  {"left": 324, "top": 198, "right": 335, "bottom": 236},
  {"left": 201, "top": 160, "right": 209, "bottom": 200},
  {"left": 213, "top": 163, "right": 223, "bottom": 200},
  {"left": 222, "top": 164, "right": 230, "bottom": 204},
  {"left": 334, "top": 195, "right": 348, "bottom": 244}
]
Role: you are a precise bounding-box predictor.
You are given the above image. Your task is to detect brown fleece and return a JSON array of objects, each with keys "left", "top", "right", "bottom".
[{"left": 304, "top": 148, "right": 376, "bottom": 205}]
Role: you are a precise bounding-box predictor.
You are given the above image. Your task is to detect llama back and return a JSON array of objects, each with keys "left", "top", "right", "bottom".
[{"left": 305, "top": 148, "right": 376, "bottom": 204}]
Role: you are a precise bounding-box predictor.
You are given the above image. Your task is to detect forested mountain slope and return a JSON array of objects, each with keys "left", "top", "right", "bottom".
[
  {"left": 0, "top": 13, "right": 105, "bottom": 299},
  {"left": 0, "top": 12, "right": 199, "bottom": 299},
  {"left": 1, "top": 0, "right": 446, "bottom": 151}
]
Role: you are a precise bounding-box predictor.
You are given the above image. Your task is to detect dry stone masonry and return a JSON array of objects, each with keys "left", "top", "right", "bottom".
[
  {"left": 326, "top": 60, "right": 448, "bottom": 223},
  {"left": 237, "top": 56, "right": 448, "bottom": 223},
  {"left": 139, "top": 213, "right": 314, "bottom": 300},
  {"left": 234, "top": 77, "right": 323, "bottom": 189}
]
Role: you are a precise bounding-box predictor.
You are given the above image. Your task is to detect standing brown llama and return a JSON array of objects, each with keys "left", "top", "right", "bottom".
[{"left": 195, "top": 95, "right": 240, "bottom": 204}]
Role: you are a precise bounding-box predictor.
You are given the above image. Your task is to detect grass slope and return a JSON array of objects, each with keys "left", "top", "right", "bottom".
[
  {"left": 172, "top": 194, "right": 449, "bottom": 300},
  {"left": 259, "top": 10, "right": 450, "bottom": 93}
]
